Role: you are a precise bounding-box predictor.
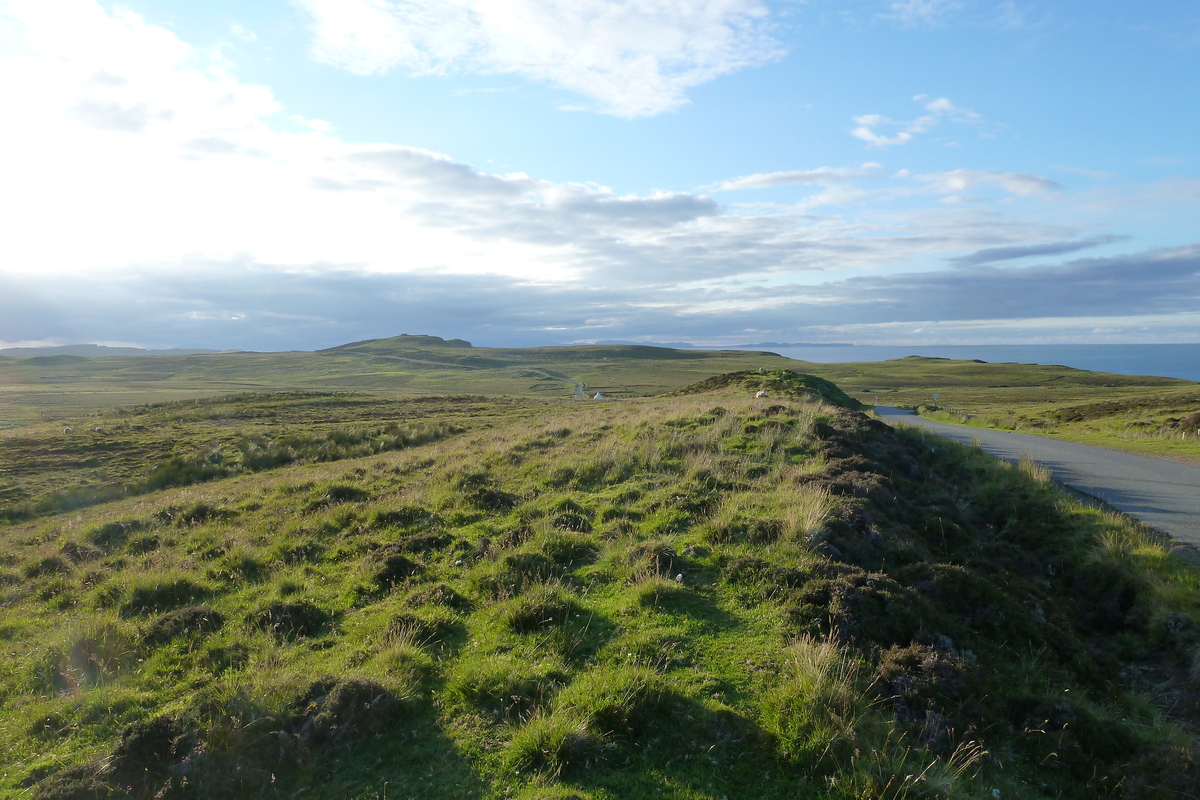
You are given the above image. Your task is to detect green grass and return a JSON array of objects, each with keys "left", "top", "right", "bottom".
[
  {"left": 791, "top": 354, "right": 1200, "bottom": 461},
  {"left": 6, "top": 337, "right": 1196, "bottom": 462},
  {"left": 0, "top": 336, "right": 796, "bottom": 427},
  {"left": 0, "top": 392, "right": 538, "bottom": 523},
  {"left": 908, "top": 387, "right": 1200, "bottom": 462},
  {"left": 2, "top": 380, "right": 1199, "bottom": 798}
]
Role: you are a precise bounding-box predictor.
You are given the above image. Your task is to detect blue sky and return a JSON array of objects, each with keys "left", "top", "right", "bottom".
[{"left": 0, "top": 0, "right": 1197, "bottom": 350}]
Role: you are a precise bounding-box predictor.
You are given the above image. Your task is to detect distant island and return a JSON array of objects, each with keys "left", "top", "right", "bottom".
[
  {"left": 1, "top": 337, "right": 858, "bottom": 360},
  {"left": 590, "top": 340, "right": 853, "bottom": 349}
]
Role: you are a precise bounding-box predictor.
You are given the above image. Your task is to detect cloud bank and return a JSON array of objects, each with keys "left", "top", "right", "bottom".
[
  {"left": 0, "top": 0, "right": 1195, "bottom": 350},
  {"left": 4, "top": 244, "right": 1197, "bottom": 351}
]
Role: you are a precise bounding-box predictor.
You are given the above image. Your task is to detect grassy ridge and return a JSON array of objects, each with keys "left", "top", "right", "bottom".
[
  {"left": 2, "top": 385, "right": 1198, "bottom": 798},
  {"left": 669, "top": 368, "right": 867, "bottom": 410}
]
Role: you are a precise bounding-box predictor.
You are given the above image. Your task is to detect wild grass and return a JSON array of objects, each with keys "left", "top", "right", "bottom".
[
  {"left": 0, "top": 384, "right": 1198, "bottom": 798},
  {"left": 908, "top": 387, "right": 1200, "bottom": 462},
  {"left": 0, "top": 393, "right": 483, "bottom": 524}
]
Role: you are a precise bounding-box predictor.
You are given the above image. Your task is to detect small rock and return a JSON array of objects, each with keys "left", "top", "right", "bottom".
[{"left": 817, "top": 541, "right": 843, "bottom": 559}]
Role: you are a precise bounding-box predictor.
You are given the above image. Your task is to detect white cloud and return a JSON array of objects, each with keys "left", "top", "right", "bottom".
[
  {"left": 884, "top": 0, "right": 963, "bottom": 27},
  {"left": 295, "top": 0, "right": 784, "bottom": 118},
  {"left": 918, "top": 169, "right": 1062, "bottom": 196},
  {"left": 716, "top": 162, "right": 883, "bottom": 191},
  {"left": 851, "top": 95, "right": 981, "bottom": 148},
  {"left": 850, "top": 123, "right": 914, "bottom": 148}
]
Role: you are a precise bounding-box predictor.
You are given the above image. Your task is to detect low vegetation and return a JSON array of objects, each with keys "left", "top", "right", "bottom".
[
  {"left": 0, "top": 392, "right": 540, "bottom": 523},
  {"left": 806, "top": 355, "right": 1200, "bottom": 462},
  {"left": 4, "top": 337, "right": 1196, "bottom": 462},
  {"left": 912, "top": 389, "right": 1200, "bottom": 462},
  {"left": 2, "top": 373, "right": 1199, "bottom": 798},
  {"left": 0, "top": 335, "right": 795, "bottom": 425}
]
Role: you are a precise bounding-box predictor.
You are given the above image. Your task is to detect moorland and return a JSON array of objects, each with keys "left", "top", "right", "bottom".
[
  {"left": 1, "top": 339, "right": 1199, "bottom": 799},
  {"left": 3, "top": 335, "right": 1198, "bottom": 462}
]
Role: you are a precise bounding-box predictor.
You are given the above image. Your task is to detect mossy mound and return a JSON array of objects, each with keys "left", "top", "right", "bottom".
[{"left": 670, "top": 369, "right": 866, "bottom": 410}]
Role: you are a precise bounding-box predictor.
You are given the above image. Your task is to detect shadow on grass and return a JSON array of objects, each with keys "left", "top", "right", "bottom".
[
  {"left": 29, "top": 685, "right": 491, "bottom": 800},
  {"left": 505, "top": 680, "right": 812, "bottom": 800}
]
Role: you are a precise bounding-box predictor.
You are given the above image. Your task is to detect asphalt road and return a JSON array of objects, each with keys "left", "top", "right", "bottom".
[{"left": 874, "top": 406, "right": 1200, "bottom": 549}]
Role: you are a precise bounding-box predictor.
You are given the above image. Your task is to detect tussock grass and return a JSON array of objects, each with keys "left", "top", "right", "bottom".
[{"left": 1, "top": 383, "right": 1198, "bottom": 798}]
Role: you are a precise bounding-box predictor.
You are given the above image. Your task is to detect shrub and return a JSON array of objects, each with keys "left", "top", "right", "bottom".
[
  {"left": 443, "top": 652, "right": 566, "bottom": 722},
  {"left": 788, "top": 570, "right": 937, "bottom": 645},
  {"left": 122, "top": 576, "right": 214, "bottom": 615},
  {"left": 144, "top": 456, "right": 229, "bottom": 490},
  {"left": 761, "top": 636, "right": 866, "bottom": 770},
  {"left": 306, "top": 483, "right": 370, "bottom": 511},
  {"left": 144, "top": 605, "right": 225, "bottom": 644},
  {"left": 469, "top": 552, "right": 557, "bottom": 599},
  {"left": 24, "top": 555, "right": 71, "bottom": 578},
  {"left": 626, "top": 539, "right": 681, "bottom": 577},
  {"left": 505, "top": 712, "right": 603, "bottom": 775},
  {"left": 628, "top": 573, "right": 690, "bottom": 609},
  {"left": 248, "top": 600, "right": 331, "bottom": 639},
  {"left": 388, "top": 609, "right": 463, "bottom": 646},
  {"left": 406, "top": 582, "right": 472, "bottom": 611},
  {"left": 112, "top": 713, "right": 194, "bottom": 770},
  {"left": 88, "top": 520, "right": 144, "bottom": 551},
  {"left": 553, "top": 666, "right": 669, "bottom": 739},
  {"left": 369, "top": 505, "right": 440, "bottom": 529},
  {"left": 371, "top": 550, "right": 423, "bottom": 591},
  {"left": 393, "top": 531, "right": 458, "bottom": 554},
  {"left": 30, "top": 762, "right": 117, "bottom": 800},
  {"left": 294, "top": 678, "right": 408, "bottom": 744},
  {"left": 502, "top": 586, "right": 578, "bottom": 634}
]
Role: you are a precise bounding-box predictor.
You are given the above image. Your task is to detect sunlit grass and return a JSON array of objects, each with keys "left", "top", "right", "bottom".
[{"left": 1, "top": 379, "right": 1197, "bottom": 798}]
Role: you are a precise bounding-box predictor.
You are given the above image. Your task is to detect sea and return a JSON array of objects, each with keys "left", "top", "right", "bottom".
[{"left": 716, "top": 344, "right": 1200, "bottom": 383}]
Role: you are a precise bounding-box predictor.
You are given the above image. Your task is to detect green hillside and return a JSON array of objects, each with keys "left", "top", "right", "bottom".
[
  {"left": 2, "top": 382, "right": 1198, "bottom": 799},
  {"left": 6, "top": 337, "right": 1198, "bottom": 464},
  {"left": 0, "top": 336, "right": 793, "bottom": 427}
]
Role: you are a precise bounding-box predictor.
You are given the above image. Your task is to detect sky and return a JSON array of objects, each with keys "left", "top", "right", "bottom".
[{"left": 1, "top": 0, "right": 1198, "bottom": 351}]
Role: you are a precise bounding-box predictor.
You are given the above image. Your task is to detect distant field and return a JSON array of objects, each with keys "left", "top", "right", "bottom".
[
  {"left": 3, "top": 336, "right": 1197, "bottom": 461},
  {"left": 0, "top": 337, "right": 795, "bottom": 427}
]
